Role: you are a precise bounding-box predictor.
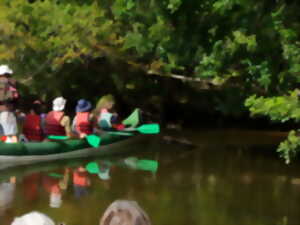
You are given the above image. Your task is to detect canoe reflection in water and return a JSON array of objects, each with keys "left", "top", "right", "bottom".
[
  {"left": 42, "top": 168, "right": 69, "bottom": 208},
  {"left": 0, "top": 176, "right": 16, "bottom": 217},
  {"left": 86, "top": 157, "right": 159, "bottom": 176},
  {"left": 1, "top": 155, "right": 158, "bottom": 217}
]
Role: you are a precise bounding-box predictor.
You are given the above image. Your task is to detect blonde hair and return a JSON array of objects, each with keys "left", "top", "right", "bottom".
[{"left": 94, "top": 94, "right": 115, "bottom": 115}]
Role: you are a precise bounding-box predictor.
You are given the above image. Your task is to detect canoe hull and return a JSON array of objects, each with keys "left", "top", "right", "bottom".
[{"left": 0, "top": 134, "right": 148, "bottom": 170}]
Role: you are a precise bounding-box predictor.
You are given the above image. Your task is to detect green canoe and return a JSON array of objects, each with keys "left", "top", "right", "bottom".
[{"left": 0, "top": 109, "right": 149, "bottom": 169}]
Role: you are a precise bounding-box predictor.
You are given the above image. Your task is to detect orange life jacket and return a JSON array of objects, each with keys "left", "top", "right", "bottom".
[
  {"left": 45, "top": 111, "right": 66, "bottom": 136},
  {"left": 75, "top": 112, "right": 92, "bottom": 135},
  {"left": 23, "top": 114, "right": 43, "bottom": 141},
  {"left": 73, "top": 170, "right": 89, "bottom": 187}
]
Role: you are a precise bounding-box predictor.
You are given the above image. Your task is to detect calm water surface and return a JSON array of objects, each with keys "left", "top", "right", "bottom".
[{"left": 1, "top": 129, "right": 299, "bottom": 225}]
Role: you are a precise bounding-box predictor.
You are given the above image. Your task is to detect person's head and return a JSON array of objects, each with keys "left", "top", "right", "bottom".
[
  {"left": 76, "top": 99, "right": 92, "bottom": 113},
  {"left": 28, "top": 101, "right": 42, "bottom": 114},
  {"left": 96, "top": 95, "right": 115, "bottom": 111},
  {"left": 11, "top": 211, "right": 55, "bottom": 225},
  {"left": 0, "top": 65, "right": 13, "bottom": 77},
  {"left": 52, "top": 97, "right": 66, "bottom": 112}
]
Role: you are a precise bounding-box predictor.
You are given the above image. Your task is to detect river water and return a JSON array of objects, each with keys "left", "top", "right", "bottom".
[{"left": 0, "top": 129, "right": 299, "bottom": 225}]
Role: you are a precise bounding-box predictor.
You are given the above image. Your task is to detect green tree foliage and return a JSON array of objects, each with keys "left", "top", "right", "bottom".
[
  {"left": 277, "top": 130, "right": 300, "bottom": 164},
  {"left": 2, "top": 0, "right": 300, "bottom": 161}
]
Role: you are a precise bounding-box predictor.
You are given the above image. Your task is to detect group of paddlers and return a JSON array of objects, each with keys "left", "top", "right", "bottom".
[{"left": 0, "top": 65, "right": 124, "bottom": 143}]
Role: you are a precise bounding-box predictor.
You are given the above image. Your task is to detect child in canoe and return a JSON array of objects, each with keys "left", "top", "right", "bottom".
[
  {"left": 94, "top": 94, "right": 124, "bottom": 131},
  {"left": 22, "top": 101, "right": 44, "bottom": 142}
]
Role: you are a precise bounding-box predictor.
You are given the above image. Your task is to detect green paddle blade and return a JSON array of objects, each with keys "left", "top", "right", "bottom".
[
  {"left": 136, "top": 160, "right": 158, "bottom": 172},
  {"left": 86, "top": 162, "right": 100, "bottom": 174},
  {"left": 48, "top": 134, "right": 101, "bottom": 147},
  {"left": 48, "top": 173, "right": 64, "bottom": 178},
  {"left": 86, "top": 135, "right": 101, "bottom": 147},
  {"left": 123, "top": 157, "right": 139, "bottom": 168},
  {"left": 48, "top": 135, "right": 69, "bottom": 140},
  {"left": 123, "top": 158, "right": 158, "bottom": 172},
  {"left": 122, "top": 108, "right": 140, "bottom": 127},
  {"left": 137, "top": 124, "right": 160, "bottom": 134}
]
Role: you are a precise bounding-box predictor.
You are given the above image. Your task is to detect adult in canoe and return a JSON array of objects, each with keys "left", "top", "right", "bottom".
[
  {"left": 0, "top": 65, "right": 19, "bottom": 143},
  {"left": 72, "top": 99, "right": 93, "bottom": 138},
  {"left": 45, "top": 97, "right": 72, "bottom": 137}
]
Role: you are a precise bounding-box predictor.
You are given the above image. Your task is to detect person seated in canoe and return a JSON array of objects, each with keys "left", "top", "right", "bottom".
[
  {"left": 0, "top": 65, "right": 20, "bottom": 143},
  {"left": 0, "top": 103, "right": 18, "bottom": 143},
  {"left": 45, "top": 97, "right": 72, "bottom": 138},
  {"left": 94, "top": 94, "right": 124, "bottom": 131},
  {"left": 72, "top": 99, "right": 93, "bottom": 138},
  {"left": 22, "top": 101, "right": 44, "bottom": 142}
]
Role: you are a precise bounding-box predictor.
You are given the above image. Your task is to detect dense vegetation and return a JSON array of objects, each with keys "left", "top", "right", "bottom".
[{"left": 1, "top": 0, "right": 300, "bottom": 162}]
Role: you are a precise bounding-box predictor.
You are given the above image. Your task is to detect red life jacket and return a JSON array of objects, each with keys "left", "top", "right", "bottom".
[
  {"left": 111, "top": 124, "right": 125, "bottom": 130},
  {"left": 75, "top": 112, "right": 92, "bottom": 135},
  {"left": 45, "top": 111, "right": 66, "bottom": 136},
  {"left": 23, "top": 114, "right": 43, "bottom": 141}
]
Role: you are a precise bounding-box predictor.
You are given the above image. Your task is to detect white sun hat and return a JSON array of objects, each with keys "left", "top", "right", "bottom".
[
  {"left": 0, "top": 65, "right": 13, "bottom": 75},
  {"left": 11, "top": 211, "right": 55, "bottom": 225},
  {"left": 53, "top": 97, "right": 66, "bottom": 111}
]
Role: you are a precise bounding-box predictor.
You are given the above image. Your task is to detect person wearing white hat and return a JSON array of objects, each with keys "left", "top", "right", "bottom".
[
  {"left": 0, "top": 65, "right": 18, "bottom": 108},
  {"left": 0, "top": 65, "right": 19, "bottom": 143},
  {"left": 44, "top": 97, "right": 72, "bottom": 137}
]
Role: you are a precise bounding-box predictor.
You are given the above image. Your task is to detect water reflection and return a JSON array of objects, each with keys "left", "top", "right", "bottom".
[
  {"left": 23, "top": 173, "right": 40, "bottom": 202},
  {"left": 2, "top": 131, "right": 300, "bottom": 225},
  {"left": 0, "top": 156, "right": 158, "bottom": 214},
  {"left": 97, "top": 161, "right": 111, "bottom": 181},
  {"left": 73, "top": 166, "right": 90, "bottom": 198},
  {"left": 0, "top": 176, "right": 16, "bottom": 216},
  {"left": 42, "top": 170, "right": 66, "bottom": 208}
]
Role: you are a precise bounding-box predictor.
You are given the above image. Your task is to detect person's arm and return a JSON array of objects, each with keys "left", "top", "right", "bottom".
[
  {"left": 60, "top": 115, "right": 72, "bottom": 137},
  {"left": 40, "top": 113, "right": 46, "bottom": 134},
  {"left": 71, "top": 116, "right": 77, "bottom": 134}
]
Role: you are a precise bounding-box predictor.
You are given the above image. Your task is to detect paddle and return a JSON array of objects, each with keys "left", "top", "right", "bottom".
[
  {"left": 48, "top": 134, "right": 101, "bottom": 148},
  {"left": 124, "top": 124, "right": 160, "bottom": 134},
  {"left": 107, "top": 131, "right": 134, "bottom": 136},
  {"left": 48, "top": 173, "right": 64, "bottom": 178},
  {"left": 124, "top": 158, "right": 158, "bottom": 172},
  {"left": 86, "top": 159, "right": 158, "bottom": 174},
  {"left": 136, "top": 160, "right": 158, "bottom": 172},
  {"left": 86, "top": 162, "right": 100, "bottom": 174}
]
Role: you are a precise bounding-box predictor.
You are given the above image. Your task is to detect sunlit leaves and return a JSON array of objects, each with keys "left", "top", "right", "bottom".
[
  {"left": 245, "top": 91, "right": 300, "bottom": 122},
  {"left": 213, "top": 0, "right": 242, "bottom": 14},
  {"left": 277, "top": 130, "right": 300, "bottom": 164},
  {"left": 242, "top": 60, "right": 271, "bottom": 90},
  {"left": 123, "top": 32, "right": 154, "bottom": 56},
  {"left": 232, "top": 31, "right": 257, "bottom": 52},
  {"left": 167, "top": 0, "right": 182, "bottom": 13}
]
